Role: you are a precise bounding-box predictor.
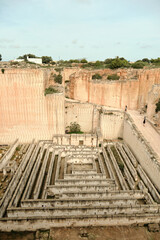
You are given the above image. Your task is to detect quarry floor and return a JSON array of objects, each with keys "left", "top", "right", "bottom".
[
  {"left": 1, "top": 226, "right": 160, "bottom": 240},
  {"left": 129, "top": 110, "right": 160, "bottom": 162}
]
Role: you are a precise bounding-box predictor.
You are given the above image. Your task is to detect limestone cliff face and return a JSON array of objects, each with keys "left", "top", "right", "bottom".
[
  {"left": 0, "top": 69, "right": 65, "bottom": 143},
  {"left": 66, "top": 68, "right": 160, "bottom": 110}
]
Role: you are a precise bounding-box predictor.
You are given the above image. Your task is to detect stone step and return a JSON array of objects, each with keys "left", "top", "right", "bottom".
[
  {"left": 64, "top": 173, "right": 107, "bottom": 180},
  {"left": 47, "top": 184, "right": 116, "bottom": 194},
  {"left": 21, "top": 197, "right": 143, "bottom": 208},
  {"left": 55, "top": 179, "right": 115, "bottom": 185},
  {"left": 60, "top": 190, "right": 145, "bottom": 199},
  {"left": 7, "top": 204, "right": 160, "bottom": 218},
  {"left": 72, "top": 170, "right": 97, "bottom": 174}
]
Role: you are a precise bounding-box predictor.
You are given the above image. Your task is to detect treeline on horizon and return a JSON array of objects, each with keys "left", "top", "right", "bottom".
[
  {"left": 1, "top": 53, "right": 160, "bottom": 69},
  {"left": 57, "top": 57, "right": 160, "bottom": 69},
  {"left": 11, "top": 54, "right": 160, "bottom": 69}
]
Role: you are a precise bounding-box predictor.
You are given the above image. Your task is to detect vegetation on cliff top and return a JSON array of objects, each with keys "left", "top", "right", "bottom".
[
  {"left": 54, "top": 74, "right": 62, "bottom": 84},
  {"left": 107, "top": 74, "right": 120, "bottom": 80},
  {"left": 55, "top": 57, "right": 160, "bottom": 70},
  {"left": 44, "top": 86, "right": 59, "bottom": 96},
  {"left": 92, "top": 73, "right": 102, "bottom": 80}
]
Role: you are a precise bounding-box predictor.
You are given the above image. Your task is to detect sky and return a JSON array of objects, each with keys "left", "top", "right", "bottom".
[{"left": 0, "top": 0, "right": 160, "bottom": 61}]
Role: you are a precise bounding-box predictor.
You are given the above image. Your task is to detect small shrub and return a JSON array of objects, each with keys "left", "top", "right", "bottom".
[
  {"left": 155, "top": 99, "right": 160, "bottom": 113},
  {"left": 67, "top": 122, "right": 82, "bottom": 133},
  {"left": 44, "top": 86, "right": 59, "bottom": 96},
  {"left": 131, "top": 61, "right": 145, "bottom": 69},
  {"left": 107, "top": 74, "right": 120, "bottom": 80},
  {"left": 50, "top": 61, "right": 56, "bottom": 65},
  {"left": 92, "top": 73, "right": 102, "bottom": 80},
  {"left": 1, "top": 69, "right": 5, "bottom": 74},
  {"left": 10, "top": 61, "right": 19, "bottom": 65},
  {"left": 55, "top": 67, "right": 63, "bottom": 73},
  {"left": 16, "top": 146, "right": 21, "bottom": 151},
  {"left": 118, "top": 162, "right": 124, "bottom": 173},
  {"left": 54, "top": 74, "right": 62, "bottom": 84}
]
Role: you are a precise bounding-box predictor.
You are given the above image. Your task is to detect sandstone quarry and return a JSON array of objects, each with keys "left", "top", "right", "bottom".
[{"left": 0, "top": 66, "right": 160, "bottom": 232}]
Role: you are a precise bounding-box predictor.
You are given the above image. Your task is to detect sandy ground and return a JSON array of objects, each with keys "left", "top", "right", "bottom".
[
  {"left": 1, "top": 226, "right": 160, "bottom": 240},
  {"left": 128, "top": 110, "right": 160, "bottom": 161}
]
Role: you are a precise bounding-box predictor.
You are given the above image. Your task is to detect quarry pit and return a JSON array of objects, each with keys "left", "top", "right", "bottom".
[{"left": 0, "top": 67, "right": 160, "bottom": 237}]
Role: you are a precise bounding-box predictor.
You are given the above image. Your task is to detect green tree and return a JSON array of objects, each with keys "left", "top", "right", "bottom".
[
  {"left": 104, "top": 58, "right": 113, "bottom": 64},
  {"left": 0, "top": 54, "right": 2, "bottom": 61},
  {"left": 110, "top": 57, "right": 130, "bottom": 69},
  {"left": 81, "top": 58, "right": 88, "bottom": 63},
  {"left": 142, "top": 58, "right": 150, "bottom": 63},
  {"left": 42, "top": 56, "right": 52, "bottom": 64},
  {"left": 17, "top": 54, "right": 33, "bottom": 61}
]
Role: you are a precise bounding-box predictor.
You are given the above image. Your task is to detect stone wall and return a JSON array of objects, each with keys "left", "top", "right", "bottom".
[
  {"left": 65, "top": 100, "right": 99, "bottom": 133},
  {"left": 123, "top": 113, "right": 160, "bottom": 192},
  {"left": 100, "top": 111, "right": 124, "bottom": 139},
  {"left": 147, "top": 85, "right": 160, "bottom": 122},
  {"left": 67, "top": 68, "right": 160, "bottom": 111},
  {"left": 65, "top": 100, "right": 124, "bottom": 139},
  {"left": 0, "top": 69, "right": 65, "bottom": 143}
]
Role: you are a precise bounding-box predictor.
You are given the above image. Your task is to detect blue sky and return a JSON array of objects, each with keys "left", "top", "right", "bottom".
[{"left": 0, "top": 0, "right": 160, "bottom": 61}]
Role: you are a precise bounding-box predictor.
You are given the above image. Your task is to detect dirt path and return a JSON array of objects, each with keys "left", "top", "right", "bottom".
[{"left": 128, "top": 110, "right": 160, "bottom": 162}]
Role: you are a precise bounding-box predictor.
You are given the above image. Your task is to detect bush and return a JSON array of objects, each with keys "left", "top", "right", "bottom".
[
  {"left": 104, "top": 58, "right": 113, "bottom": 64},
  {"left": 107, "top": 74, "right": 120, "bottom": 80},
  {"left": 81, "top": 58, "right": 88, "bottom": 63},
  {"left": 110, "top": 57, "right": 130, "bottom": 69},
  {"left": 150, "top": 57, "right": 160, "bottom": 64},
  {"left": 1, "top": 69, "right": 5, "bottom": 74},
  {"left": 54, "top": 74, "right": 62, "bottom": 84},
  {"left": 92, "top": 73, "right": 102, "bottom": 79},
  {"left": 42, "top": 56, "right": 52, "bottom": 64},
  {"left": 54, "top": 67, "right": 63, "bottom": 73},
  {"left": 17, "top": 54, "right": 38, "bottom": 61},
  {"left": 68, "top": 59, "right": 80, "bottom": 63},
  {"left": 131, "top": 61, "right": 145, "bottom": 69},
  {"left": 16, "top": 146, "right": 21, "bottom": 151},
  {"left": 142, "top": 58, "right": 150, "bottom": 63},
  {"left": 0, "top": 54, "right": 2, "bottom": 61},
  {"left": 44, "top": 86, "right": 59, "bottom": 96},
  {"left": 50, "top": 61, "right": 56, "bottom": 65},
  {"left": 155, "top": 99, "right": 160, "bottom": 113},
  {"left": 10, "top": 61, "right": 19, "bottom": 65},
  {"left": 68, "top": 122, "right": 82, "bottom": 133}
]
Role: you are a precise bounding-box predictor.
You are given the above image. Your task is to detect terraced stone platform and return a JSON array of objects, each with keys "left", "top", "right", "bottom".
[{"left": 0, "top": 138, "right": 160, "bottom": 231}]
